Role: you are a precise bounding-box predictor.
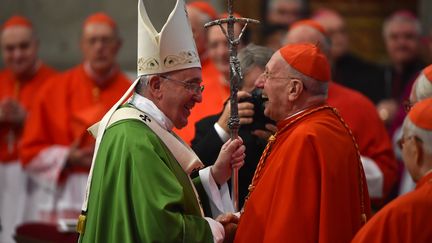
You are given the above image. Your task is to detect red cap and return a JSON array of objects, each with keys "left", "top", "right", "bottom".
[
  {"left": 408, "top": 97, "right": 432, "bottom": 130},
  {"left": 83, "top": 12, "right": 117, "bottom": 30},
  {"left": 188, "top": 1, "right": 218, "bottom": 20},
  {"left": 279, "top": 43, "right": 330, "bottom": 82},
  {"left": 290, "top": 19, "right": 326, "bottom": 36},
  {"left": 423, "top": 64, "right": 432, "bottom": 83},
  {"left": 2, "top": 15, "right": 32, "bottom": 30}
]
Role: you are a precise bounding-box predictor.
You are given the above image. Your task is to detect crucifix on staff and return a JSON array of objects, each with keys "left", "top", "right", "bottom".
[{"left": 204, "top": 0, "right": 259, "bottom": 212}]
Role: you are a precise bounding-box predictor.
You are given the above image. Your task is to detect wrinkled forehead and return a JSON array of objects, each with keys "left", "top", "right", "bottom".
[
  {"left": 387, "top": 20, "right": 419, "bottom": 35},
  {"left": 266, "top": 51, "right": 286, "bottom": 72},
  {"left": 82, "top": 23, "right": 116, "bottom": 37},
  {"left": 166, "top": 67, "right": 202, "bottom": 82},
  {"left": 1, "top": 26, "right": 34, "bottom": 43}
]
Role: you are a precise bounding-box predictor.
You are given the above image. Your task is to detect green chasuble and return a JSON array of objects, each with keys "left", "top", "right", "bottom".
[{"left": 79, "top": 118, "right": 213, "bottom": 242}]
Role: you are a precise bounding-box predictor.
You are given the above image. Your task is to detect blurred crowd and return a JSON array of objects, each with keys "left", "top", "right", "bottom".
[{"left": 1, "top": 0, "right": 431, "bottom": 242}]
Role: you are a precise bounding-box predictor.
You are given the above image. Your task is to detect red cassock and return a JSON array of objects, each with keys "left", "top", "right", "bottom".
[
  {"left": 352, "top": 172, "right": 432, "bottom": 243},
  {"left": 235, "top": 106, "right": 371, "bottom": 243},
  {"left": 327, "top": 82, "right": 398, "bottom": 201},
  {"left": 19, "top": 64, "right": 130, "bottom": 179},
  {"left": 174, "top": 59, "right": 229, "bottom": 144},
  {"left": 0, "top": 63, "right": 57, "bottom": 163}
]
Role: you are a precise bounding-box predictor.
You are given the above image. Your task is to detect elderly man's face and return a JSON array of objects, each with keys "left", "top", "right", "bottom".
[
  {"left": 267, "top": 1, "right": 301, "bottom": 26},
  {"left": 315, "top": 14, "right": 348, "bottom": 59},
  {"left": 81, "top": 23, "right": 120, "bottom": 74},
  {"left": 158, "top": 67, "right": 203, "bottom": 128},
  {"left": 207, "top": 24, "right": 243, "bottom": 80},
  {"left": 384, "top": 21, "right": 420, "bottom": 65},
  {"left": 255, "top": 52, "right": 293, "bottom": 121},
  {"left": 1, "top": 26, "right": 38, "bottom": 77}
]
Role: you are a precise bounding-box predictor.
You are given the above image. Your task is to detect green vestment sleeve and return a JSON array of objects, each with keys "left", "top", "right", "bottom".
[{"left": 79, "top": 119, "right": 213, "bottom": 243}]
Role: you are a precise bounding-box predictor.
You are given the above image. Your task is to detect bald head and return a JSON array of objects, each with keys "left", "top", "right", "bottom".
[{"left": 284, "top": 24, "right": 331, "bottom": 57}]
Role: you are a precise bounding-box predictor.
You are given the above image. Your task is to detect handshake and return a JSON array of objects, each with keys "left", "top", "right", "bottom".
[{"left": 217, "top": 213, "right": 240, "bottom": 243}]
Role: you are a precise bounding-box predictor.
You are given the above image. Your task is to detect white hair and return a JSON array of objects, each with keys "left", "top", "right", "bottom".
[
  {"left": 287, "top": 64, "right": 328, "bottom": 97},
  {"left": 383, "top": 14, "right": 422, "bottom": 39},
  {"left": 403, "top": 117, "right": 432, "bottom": 155},
  {"left": 135, "top": 75, "right": 152, "bottom": 94},
  {"left": 415, "top": 73, "right": 432, "bottom": 101}
]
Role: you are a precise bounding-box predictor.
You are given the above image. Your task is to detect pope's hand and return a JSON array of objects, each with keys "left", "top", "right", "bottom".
[
  {"left": 216, "top": 213, "right": 240, "bottom": 243},
  {"left": 211, "top": 137, "right": 245, "bottom": 185}
]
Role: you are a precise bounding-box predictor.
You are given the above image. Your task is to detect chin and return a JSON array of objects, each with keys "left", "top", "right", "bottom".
[{"left": 174, "top": 119, "right": 188, "bottom": 129}]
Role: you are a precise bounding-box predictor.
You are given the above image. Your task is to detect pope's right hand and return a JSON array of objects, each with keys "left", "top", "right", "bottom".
[{"left": 211, "top": 137, "right": 245, "bottom": 185}]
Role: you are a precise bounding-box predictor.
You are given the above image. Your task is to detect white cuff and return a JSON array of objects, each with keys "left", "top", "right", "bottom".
[
  {"left": 25, "top": 146, "right": 70, "bottom": 190},
  {"left": 360, "top": 156, "right": 384, "bottom": 198},
  {"left": 214, "top": 123, "right": 230, "bottom": 143},
  {"left": 204, "top": 217, "right": 224, "bottom": 243},
  {"left": 199, "top": 167, "right": 234, "bottom": 217}
]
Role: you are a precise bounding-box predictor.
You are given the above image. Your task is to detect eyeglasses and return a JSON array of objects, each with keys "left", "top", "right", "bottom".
[
  {"left": 260, "top": 70, "right": 307, "bottom": 90},
  {"left": 397, "top": 135, "right": 422, "bottom": 149},
  {"left": 260, "top": 70, "right": 299, "bottom": 81},
  {"left": 159, "top": 75, "right": 204, "bottom": 94},
  {"left": 403, "top": 99, "right": 415, "bottom": 113}
]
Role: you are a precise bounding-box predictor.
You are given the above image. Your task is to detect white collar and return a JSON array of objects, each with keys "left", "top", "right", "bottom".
[{"left": 128, "top": 93, "right": 174, "bottom": 131}]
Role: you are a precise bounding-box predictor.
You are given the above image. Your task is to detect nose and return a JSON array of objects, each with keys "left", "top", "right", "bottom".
[{"left": 193, "top": 91, "right": 202, "bottom": 103}]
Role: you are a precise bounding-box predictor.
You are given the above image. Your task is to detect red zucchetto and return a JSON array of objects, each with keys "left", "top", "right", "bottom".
[{"left": 279, "top": 43, "right": 331, "bottom": 82}]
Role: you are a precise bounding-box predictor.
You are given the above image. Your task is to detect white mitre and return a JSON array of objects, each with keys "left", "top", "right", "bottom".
[{"left": 137, "top": 0, "right": 201, "bottom": 76}]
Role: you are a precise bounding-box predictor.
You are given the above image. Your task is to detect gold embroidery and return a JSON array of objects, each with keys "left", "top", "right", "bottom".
[
  {"left": 137, "top": 57, "right": 160, "bottom": 72},
  {"left": 163, "top": 51, "right": 199, "bottom": 68}
]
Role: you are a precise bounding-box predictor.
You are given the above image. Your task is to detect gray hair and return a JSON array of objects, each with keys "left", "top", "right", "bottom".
[
  {"left": 287, "top": 64, "right": 328, "bottom": 97},
  {"left": 135, "top": 75, "right": 151, "bottom": 94},
  {"left": 415, "top": 73, "right": 432, "bottom": 101},
  {"left": 403, "top": 117, "right": 432, "bottom": 155},
  {"left": 238, "top": 44, "right": 274, "bottom": 74},
  {"left": 383, "top": 13, "right": 422, "bottom": 38}
]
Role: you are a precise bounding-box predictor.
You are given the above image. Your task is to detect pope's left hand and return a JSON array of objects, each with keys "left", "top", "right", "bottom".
[{"left": 211, "top": 137, "right": 245, "bottom": 185}]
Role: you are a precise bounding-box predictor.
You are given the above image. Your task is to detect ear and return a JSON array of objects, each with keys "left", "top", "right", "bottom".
[
  {"left": 287, "top": 79, "right": 304, "bottom": 101},
  {"left": 147, "top": 75, "right": 163, "bottom": 100}
]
